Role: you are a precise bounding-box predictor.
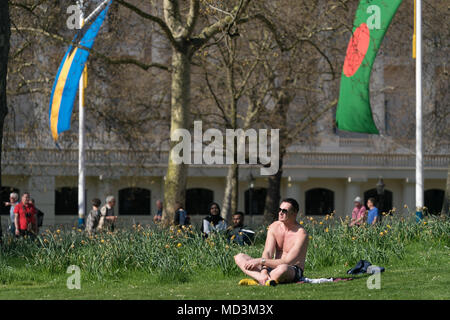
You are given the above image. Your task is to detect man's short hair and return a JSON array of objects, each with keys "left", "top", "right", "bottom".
[
  {"left": 106, "top": 195, "right": 115, "bottom": 203},
  {"left": 281, "top": 198, "right": 299, "bottom": 213},
  {"left": 233, "top": 211, "right": 244, "bottom": 218},
  {"left": 368, "top": 197, "right": 376, "bottom": 205},
  {"left": 22, "top": 192, "right": 30, "bottom": 198},
  {"left": 10, "top": 192, "right": 18, "bottom": 200},
  {"left": 92, "top": 198, "right": 101, "bottom": 207}
]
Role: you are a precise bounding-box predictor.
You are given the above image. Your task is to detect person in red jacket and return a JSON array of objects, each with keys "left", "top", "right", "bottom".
[{"left": 14, "top": 192, "right": 37, "bottom": 237}]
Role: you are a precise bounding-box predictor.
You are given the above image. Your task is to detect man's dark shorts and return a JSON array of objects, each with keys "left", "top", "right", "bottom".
[{"left": 267, "top": 265, "right": 304, "bottom": 282}]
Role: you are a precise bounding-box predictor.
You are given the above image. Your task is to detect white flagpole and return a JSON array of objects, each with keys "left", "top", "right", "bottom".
[
  {"left": 78, "top": 0, "right": 86, "bottom": 228},
  {"left": 415, "top": 0, "right": 424, "bottom": 220},
  {"left": 85, "top": 0, "right": 110, "bottom": 23}
]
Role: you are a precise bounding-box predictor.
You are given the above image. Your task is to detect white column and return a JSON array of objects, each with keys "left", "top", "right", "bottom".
[
  {"left": 345, "top": 181, "right": 361, "bottom": 218},
  {"left": 286, "top": 181, "right": 301, "bottom": 199},
  {"left": 371, "top": 53, "right": 386, "bottom": 133},
  {"left": 28, "top": 176, "right": 55, "bottom": 227},
  {"left": 286, "top": 180, "right": 302, "bottom": 215},
  {"left": 403, "top": 180, "right": 416, "bottom": 216},
  {"left": 98, "top": 176, "right": 109, "bottom": 207}
]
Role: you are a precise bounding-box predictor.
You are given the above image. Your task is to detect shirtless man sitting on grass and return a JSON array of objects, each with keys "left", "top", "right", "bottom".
[{"left": 234, "top": 198, "right": 308, "bottom": 286}]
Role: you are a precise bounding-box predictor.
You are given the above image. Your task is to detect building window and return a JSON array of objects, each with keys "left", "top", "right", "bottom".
[
  {"left": 55, "top": 187, "right": 78, "bottom": 215},
  {"left": 305, "top": 188, "right": 334, "bottom": 215},
  {"left": 0, "top": 187, "right": 20, "bottom": 216},
  {"left": 245, "top": 188, "right": 267, "bottom": 215},
  {"left": 424, "top": 189, "right": 445, "bottom": 215},
  {"left": 363, "top": 189, "right": 393, "bottom": 214},
  {"left": 186, "top": 188, "right": 214, "bottom": 215},
  {"left": 119, "top": 188, "right": 151, "bottom": 215}
]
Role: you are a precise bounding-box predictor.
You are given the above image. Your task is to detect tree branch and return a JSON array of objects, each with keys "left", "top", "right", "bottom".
[
  {"left": 116, "top": 0, "right": 178, "bottom": 48},
  {"left": 185, "top": 0, "right": 199, "bottom": 38},
  {"left": 13, "top": 27, "right": 170, "bottom": 72},
  {"left": 192, "top": 0, "right": 251, "bottom": 49},
  {"left": 163, "top": 0, "right": 185, "bottom": 38}
]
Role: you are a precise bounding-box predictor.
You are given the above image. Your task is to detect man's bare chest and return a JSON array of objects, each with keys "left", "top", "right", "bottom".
[{"left": 275, "top": 232, "right": 297, "bottom": 253}]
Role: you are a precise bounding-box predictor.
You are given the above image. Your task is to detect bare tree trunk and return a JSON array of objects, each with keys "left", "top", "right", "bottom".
[
  {"left": 221, "top": 39, "right": 239, "bottom": 224},
  {"left": 0, "top": 1, "right": 9, "bottom": 240},
  {"left": 262, "top": 93, "right": 291, "bottom": 225},
  {"left": 442, "top": 164, "right": 450, "bottom": 216},
  {"left": 221, "top": 162, "right": 238, "bottom": 223},
  {"left": 162, "top": 49, "right": 190, "bottom": 226},
  {"left": 0, "top": 1, "right": 10, "bottom": 194},
  {"left": 263, "top": 156, "right": 283, "bottom": 225}
]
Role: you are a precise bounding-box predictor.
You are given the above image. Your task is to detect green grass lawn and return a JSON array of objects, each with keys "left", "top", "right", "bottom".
[{"left": 1, "top": 242, "right": 448, "bottom": 300}]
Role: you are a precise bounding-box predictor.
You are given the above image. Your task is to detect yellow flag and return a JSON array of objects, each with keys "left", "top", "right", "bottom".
[
  {"left": 81, "top": 66, "right": 87, "bottom": 105},
  {"left": 83, "top": 66, "right": 88, "bottom": 89}
]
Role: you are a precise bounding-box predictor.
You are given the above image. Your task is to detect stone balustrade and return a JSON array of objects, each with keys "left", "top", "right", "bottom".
[{"left": 2, "top": 148, "right": 448, "bottom": 169}]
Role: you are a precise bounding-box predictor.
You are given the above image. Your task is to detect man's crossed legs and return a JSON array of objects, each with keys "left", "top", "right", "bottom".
[{"left": 234, "top": 253, "right": 303, "bottom": 285}]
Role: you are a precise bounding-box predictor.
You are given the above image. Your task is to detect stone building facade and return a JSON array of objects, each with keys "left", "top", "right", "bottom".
[{"left": 1, "top": 0, "right": 448, "bottom": 230}]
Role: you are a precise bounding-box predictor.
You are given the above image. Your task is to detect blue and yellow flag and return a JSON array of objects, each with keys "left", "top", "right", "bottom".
[{"left": 49, "top": 1, "right": 112, "bottom": 141}]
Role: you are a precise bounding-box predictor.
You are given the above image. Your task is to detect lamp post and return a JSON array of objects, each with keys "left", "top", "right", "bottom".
[{"left": 376, "top": 177, "right": 385, "bottom": 215}]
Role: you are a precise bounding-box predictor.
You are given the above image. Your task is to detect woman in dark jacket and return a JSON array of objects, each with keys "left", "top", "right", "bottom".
[{"left": 202, "top": 202, "right": 227, "bottom": 237}]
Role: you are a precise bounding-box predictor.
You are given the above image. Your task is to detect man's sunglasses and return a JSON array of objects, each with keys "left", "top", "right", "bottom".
[{"left": 278, "top": 208, "right": 289, "bottom": 214}]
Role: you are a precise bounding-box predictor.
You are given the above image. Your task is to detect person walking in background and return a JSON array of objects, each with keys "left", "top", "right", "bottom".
[
  {"left": 98, "top": 195, "right": 118, "bottom": 232},
  {"left": 349, "top": 196, "right": 366, "bottom": 227},
  {"left": 153, "top": 199, "right": 163, "bottom": 223},
  {"left": 14, "top": 192, "right": 37, "bottom": 237},
  {"left": 202, "top": 202, "right": 227, "bottom": 237},
  {"left": 5, "top": 192, "right": 19, "bottom": 235},
  {"left": 367, "top": 197, "right": 379, "bottom": 225},
  {"left": 85, "top": 198, "right": 102, "bottom": 235},
  {"left": 30, "top": 198, "right": 44, "bottom": 230}
]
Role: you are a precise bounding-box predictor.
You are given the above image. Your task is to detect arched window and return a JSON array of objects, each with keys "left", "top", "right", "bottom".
[
  {"left": 55, "top": 187, "right": 78, "bottom": 215},
  {"left": 119, "top": 188, "right": 151, "bottom": 215},
  {"left": 305, "top": 188, "right": 334, "bottom": 216},
  {"left": 0, "top": 187, "right": 20, "bottom": 216},
  {"left": 363, "top": 189, "right": 393, "bottom": 214},
  {"left": 186, "top": 188, "right": 214, "bottom": 215},
  {"left": 245, "top": 188, "right": 267, "bottom": 215},
  {"left": 424, "top": 189, "right": 445, "bottom": 215}
]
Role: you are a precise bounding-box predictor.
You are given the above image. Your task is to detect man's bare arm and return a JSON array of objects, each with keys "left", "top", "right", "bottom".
[
  {"left": 262, "top": 224, "right": 277, "bottom": 259},
  {"left": 243, "top": 223, "right": 277, "bottom": 270},
  {"left": 14, "top": 213, "right": 19, "bottom": 234}
]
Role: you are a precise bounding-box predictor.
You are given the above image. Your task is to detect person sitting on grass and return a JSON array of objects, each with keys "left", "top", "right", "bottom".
[
  {"left": 201, "top": 202, "right": 227, "bottom": 238},
  {"left": 226, "top": 212, "right": 255, "bottom": 246},
  {"left": 234, "top": 198, "right": 308, "bottom": 286},
  {"left": 367, "top": 197, "right": 379, "bottom": 225},
  {"left": 349, "top": 196, "right": 366, "bottom": 227},
  {"left": 174, "top": 201, "right": 190, "bottom": 227},
  {"left": 85, "top": 198, "right": 102, "bottom": 235},
  {"left": 153, "top": 199, "right": 163, "bottom": 224}
]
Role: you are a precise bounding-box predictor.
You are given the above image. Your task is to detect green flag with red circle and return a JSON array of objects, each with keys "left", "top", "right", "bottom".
[{"left": 336, "top": 0, "right": 402, "bottom": 134}]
